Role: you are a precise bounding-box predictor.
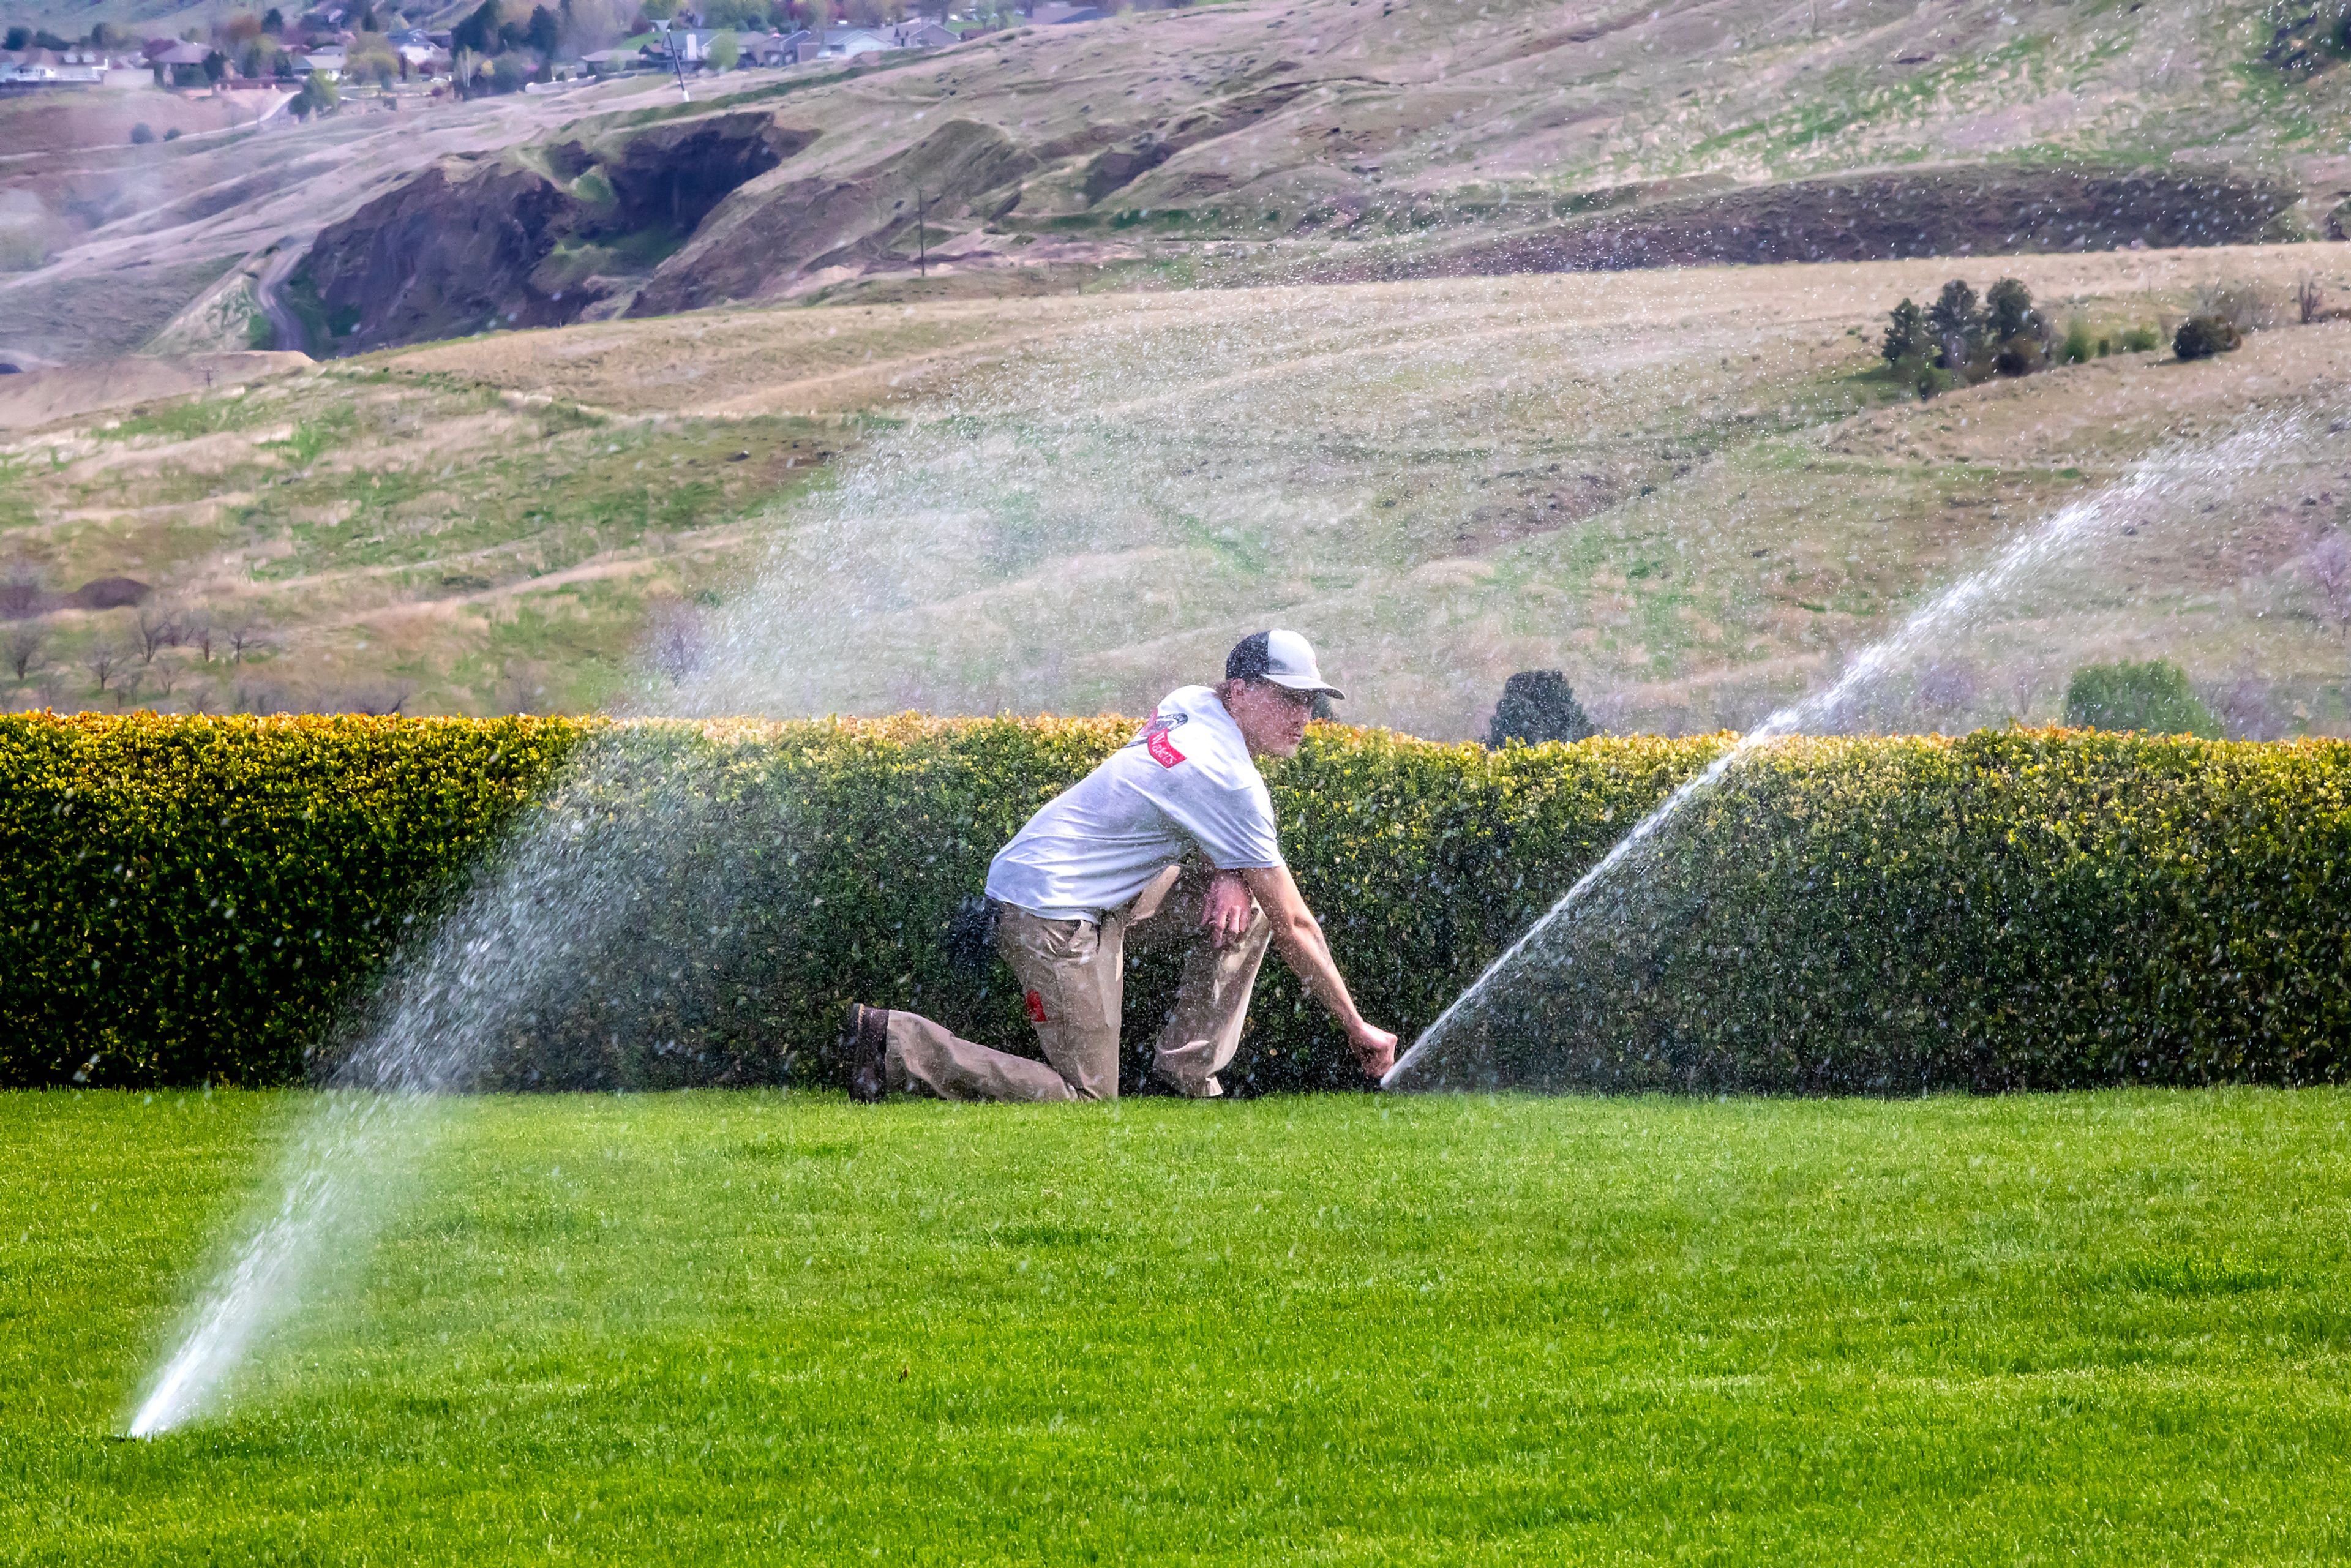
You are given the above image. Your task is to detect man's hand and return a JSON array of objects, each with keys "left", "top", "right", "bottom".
[
  {"left": 1201, "top": 869, "right": 1254, "bottom": 950},
  {"left": 1239, "top": 863, "right": 1400, "bottom": 1081}
]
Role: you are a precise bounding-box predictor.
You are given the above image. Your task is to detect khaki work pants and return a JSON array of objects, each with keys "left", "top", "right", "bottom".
[{"left": 883, "top": 866, "right": 1272, "bottom": 1102}]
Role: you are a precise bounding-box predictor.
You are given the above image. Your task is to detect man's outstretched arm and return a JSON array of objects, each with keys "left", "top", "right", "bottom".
[{"left": 1238, "top": 863, "right": 1398, "bottom": 1079}]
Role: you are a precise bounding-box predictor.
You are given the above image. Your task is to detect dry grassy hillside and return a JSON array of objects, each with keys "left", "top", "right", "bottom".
[
  {"left": 5, "top": 244, "right": 2346, "bottom": 738},
  {"left": 6, "top": 0, "right": 2349, "bottom": 369}
]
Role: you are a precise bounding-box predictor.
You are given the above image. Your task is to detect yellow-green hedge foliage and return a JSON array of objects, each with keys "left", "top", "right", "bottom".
[
  {"left": 4, "top": 715, "right": 2346, "bottom": 1093},
  {"left": 1439, "top": 730, "right": 2351, "bottom": 1091},
  {"left": 0, "top": 715, "right": 590, "bottom": 1085}
]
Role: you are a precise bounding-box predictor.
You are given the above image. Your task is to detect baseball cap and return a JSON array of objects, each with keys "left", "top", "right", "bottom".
[{"left": 1225, "top": 629, "right": 1345, "bottom": 700}]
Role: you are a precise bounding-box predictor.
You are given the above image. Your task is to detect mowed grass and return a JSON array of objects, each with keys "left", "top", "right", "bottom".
[{"left": 5, "top": 1088, "right": 2351, "bottom": 1562}]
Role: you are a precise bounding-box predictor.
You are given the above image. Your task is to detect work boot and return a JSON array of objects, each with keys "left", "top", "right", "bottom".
[{"left": 844, "top": 1002, "right": 890, "bottom": 1103}]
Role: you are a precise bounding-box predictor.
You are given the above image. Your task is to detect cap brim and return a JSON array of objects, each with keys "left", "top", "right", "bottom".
[{"left": 1264, "top": 673, "right": 1344, "bottom": 700}]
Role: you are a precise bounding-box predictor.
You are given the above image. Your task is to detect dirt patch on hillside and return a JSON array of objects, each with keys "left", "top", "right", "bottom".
[{"left": 1378, "top": 166, "right": 2310, "bottom": 280}]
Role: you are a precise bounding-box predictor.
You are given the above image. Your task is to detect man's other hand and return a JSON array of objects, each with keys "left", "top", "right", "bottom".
[
  {"left": 1201, "top": 870, "right": 1253, "bottom": 949},
  {"left": 1349, "top": 1021, "right": 1398, "bottom": 1081}
]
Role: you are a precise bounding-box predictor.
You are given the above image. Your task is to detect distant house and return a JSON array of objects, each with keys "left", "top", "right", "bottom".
[
  {"left": 580, "top": 46, "right": 637, "bottom": 74},
  {"left": 388, "top": 28, "right": 432, "bottom": 47},
  {"left": 150, "top": 40, "right": 212, "bottom": 84},
  {"left": 395, "top": 41, "right": 450, "bottom": 73},
  {"left": 1, "top": 47, "right": 105, "bottom": 88},
  {"left": 743, "top": 28, "right": 806, "bottom": 66},
  {"left": 1031, "top": 2, "right": 1106, "bottom": 21},
  {"left": 890, "top": 19, "right": 956, "bottom": 47},
  {"left": 300, "top": 49, "right": 347, "bottom": 77},
  {"left": 819, "top": 27, "right": 891, "bottom": 56},
  {"left": 299, "top": 6, "right": 349, "bottom": 29},
  {"left": 639, "top": 28, "right": 711, "bottom": 65}
]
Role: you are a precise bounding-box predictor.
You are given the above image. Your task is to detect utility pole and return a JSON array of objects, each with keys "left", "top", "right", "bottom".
[
  {"left": 915, "top": 186, "right": 928, "bottom": 278},
  {"left": 655, "top": 17, "right": 688, "bottom": 102}
]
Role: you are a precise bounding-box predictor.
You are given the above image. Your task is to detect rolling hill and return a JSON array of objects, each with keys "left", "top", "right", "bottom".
[{"left": 1, "top": 0, "right": 2348, "bottom": 736}]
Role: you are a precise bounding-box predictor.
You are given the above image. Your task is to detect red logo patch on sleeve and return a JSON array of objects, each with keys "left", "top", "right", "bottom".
[
  {"left": 1025, "top": 989, "right": 1048, "bottom": 1024},
  {"left": 1134, "top": 712, "right": 1189, "bottom": 767}
]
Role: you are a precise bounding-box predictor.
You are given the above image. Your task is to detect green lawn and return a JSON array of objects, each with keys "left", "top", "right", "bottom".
[{"left": 5, "top": 1088, "right": 2350, "bottom": 1562}]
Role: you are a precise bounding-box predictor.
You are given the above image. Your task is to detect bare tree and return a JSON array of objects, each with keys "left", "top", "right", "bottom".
[
  {"left": 184, "top": 609, "right": 216, "bottom": 663},
  {"left": 5, "top": 623, "right": 43, "bottom": 683},
  {"left": 2218, "top": 666, "right": 2279, "bottom": 740},
  {"left": 227, "top": 623, "right": 268, "bottom": 663},
  {"left": 2008, "top": 662, "right": 2044, "bottom": 724},
  {"left": 134, "top": 606, "right": 182, "bottom": 665},
  {"left": 2298, "top": 275, "right": 2325, "bottom": 326},
  {"left": 87, "top": 644, "right": 123, "bottom": 696},
  {"left": 147, "top": 662, "right": 179, "bottom": 705},
  {"left": 1917, "top": 658, "right": 1981, "bottom": 727},
  {"left": 2193, "top": 278, "right": 2270, "bottom": 334},
  {"left": 345, "top": 685, "right": 411, "bottom": 716},
  {"left": 2308, "top": 530, "right": 2351, "bottom": 634}
]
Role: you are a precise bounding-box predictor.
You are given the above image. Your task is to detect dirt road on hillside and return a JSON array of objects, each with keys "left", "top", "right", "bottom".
[{"left": 255, "top": 246, "right": 307, "bottom": 355}]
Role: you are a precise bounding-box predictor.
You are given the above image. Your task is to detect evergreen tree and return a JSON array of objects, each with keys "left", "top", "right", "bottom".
[
  {"left": 1984, "top": 277, "right": 2038, "bottom": 342},
  {"left": 451, "top": 0, "right": 502, "bottom": 54},
  {"left": 1880, "top": 297, "right": 1930, "bottom": 364},
  {"left": 1926, "top": 279, "right": 1980, "bottom": 367},
  {"left": 526, "top": 4, "right": 561, "bottom": 54},
  {"left": 1487, "top": 670, "right": 1597, "bottom": 748}
]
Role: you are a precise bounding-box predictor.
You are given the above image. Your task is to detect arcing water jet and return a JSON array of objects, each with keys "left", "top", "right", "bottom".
[{"left": 1383, "top": 414, "right": 2312, "bottom": 1093}]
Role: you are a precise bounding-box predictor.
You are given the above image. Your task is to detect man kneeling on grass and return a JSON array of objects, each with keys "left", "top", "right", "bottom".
[{"left": 844, "top": 630, "right": 1399, "bottom": 1103}]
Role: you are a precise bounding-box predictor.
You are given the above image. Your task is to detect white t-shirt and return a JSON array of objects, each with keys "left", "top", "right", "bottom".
[{"left": 986, "top": 685, "right": 1284, "bottom": 920}]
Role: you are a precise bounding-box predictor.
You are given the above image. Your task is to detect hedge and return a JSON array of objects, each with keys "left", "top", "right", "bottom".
[
  {"left": 1421, "top": 730, "right": 2351, "bottom": 1092},
  {"left": 2, "top": 715, "right": 2347, "bottom": 1095},
  {"left": 0, "top": 715, "right": 588, "bottom": 1086}
]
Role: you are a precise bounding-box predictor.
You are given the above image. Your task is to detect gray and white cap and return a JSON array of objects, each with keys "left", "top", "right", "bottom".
[{"left": 1226, "top": 629, "right": 1345, "bottom": 700}]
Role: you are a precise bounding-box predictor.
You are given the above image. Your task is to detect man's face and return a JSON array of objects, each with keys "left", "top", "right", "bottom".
[{"left": 1222, "top": 677, "right": 1315, "bottom": 757}]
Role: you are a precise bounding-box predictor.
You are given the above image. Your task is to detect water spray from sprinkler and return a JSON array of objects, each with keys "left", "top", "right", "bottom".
[{"left": 1383, "top": 411, "right": 2318, "bottom": 1093}]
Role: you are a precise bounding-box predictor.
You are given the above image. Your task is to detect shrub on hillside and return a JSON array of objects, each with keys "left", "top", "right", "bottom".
[
  {"left": 2174, "top": 315, "right": 2242, "bottom": 361},
  {"left": 129, "top": 123, "right": 155, "bottom": 145},
  {"left": 2119, "top": 324, "right": 2163, "bottom": 353},
  {"left": 6, "top": 716, "right": 2350, "bottom": 1097},
  {"left": 2064, "top": 659, "right": 2221, "bottom": 737},
  {"left": 1993, "top": 333, "right": 2045, "bottom": 378}
]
